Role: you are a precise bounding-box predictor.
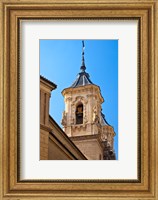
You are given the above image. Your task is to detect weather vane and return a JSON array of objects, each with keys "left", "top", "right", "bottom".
[
  {"left": 82, "top": 40, "right": 85, "bottom": 55},
  {"left": 81, "top": 40, "right": 86, "bottom": 71}
]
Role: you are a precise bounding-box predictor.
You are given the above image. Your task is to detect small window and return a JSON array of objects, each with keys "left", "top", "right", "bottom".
[{"left": 76, "top": 104, "right": 83, "bottom": 124}]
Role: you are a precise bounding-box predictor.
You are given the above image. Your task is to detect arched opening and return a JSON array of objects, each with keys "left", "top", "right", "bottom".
[{"left": 76, "top": 104, "right": 83, "bottom": 124}]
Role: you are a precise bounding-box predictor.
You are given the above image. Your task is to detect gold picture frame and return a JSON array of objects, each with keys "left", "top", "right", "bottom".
[{"left": 0, "top": 0, "right": 158, "bottom": 199}]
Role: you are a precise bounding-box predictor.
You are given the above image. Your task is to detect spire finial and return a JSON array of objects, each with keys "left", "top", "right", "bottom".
[{"left": 80, "top": 40, "right": 86, "bottom": 72}]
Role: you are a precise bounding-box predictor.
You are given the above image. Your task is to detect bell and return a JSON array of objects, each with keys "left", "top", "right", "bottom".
[{"left": 77, "top": 106, "right": 83, "bottom": 114}]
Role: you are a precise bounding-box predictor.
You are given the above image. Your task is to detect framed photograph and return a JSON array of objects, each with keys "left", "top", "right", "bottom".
[
  {"left": 0, "top": 0, "right": 158, "bottom": 199},
  {"left": 40, "top": 39, "right": 118, "bottom": 161}
]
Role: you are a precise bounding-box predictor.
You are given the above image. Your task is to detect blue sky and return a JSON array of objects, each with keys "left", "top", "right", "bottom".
[{"left": 40, "top": 40, "right": 118, "bottom": 159}]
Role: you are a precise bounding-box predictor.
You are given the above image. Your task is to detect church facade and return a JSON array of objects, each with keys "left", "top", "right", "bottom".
[
  {"left": 40, "top": 75, "right": 87, "bottom": 160},
  {"left": 61, "top": 41, "right": 116, "bottom": 160}
]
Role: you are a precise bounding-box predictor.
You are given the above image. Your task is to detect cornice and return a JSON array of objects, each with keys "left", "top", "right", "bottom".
[{"left": 62, "top": 84, "right": 104, "bottom": 103}]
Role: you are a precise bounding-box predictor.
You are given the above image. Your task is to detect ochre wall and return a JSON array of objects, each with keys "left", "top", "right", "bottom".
[
  {"left": 48, "top": 138, "right": 72, "bottom": 160},
  {"left": 40, "top": 129, "right": 49, "bottom": 160},
  {"left": 72, "top": 138, "right": 103, "bottom": 160}
]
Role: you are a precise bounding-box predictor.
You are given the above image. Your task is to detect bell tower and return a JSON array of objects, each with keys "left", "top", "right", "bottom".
[{"left": 61, "top": 41, "right": 116, "bottom": 160}]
